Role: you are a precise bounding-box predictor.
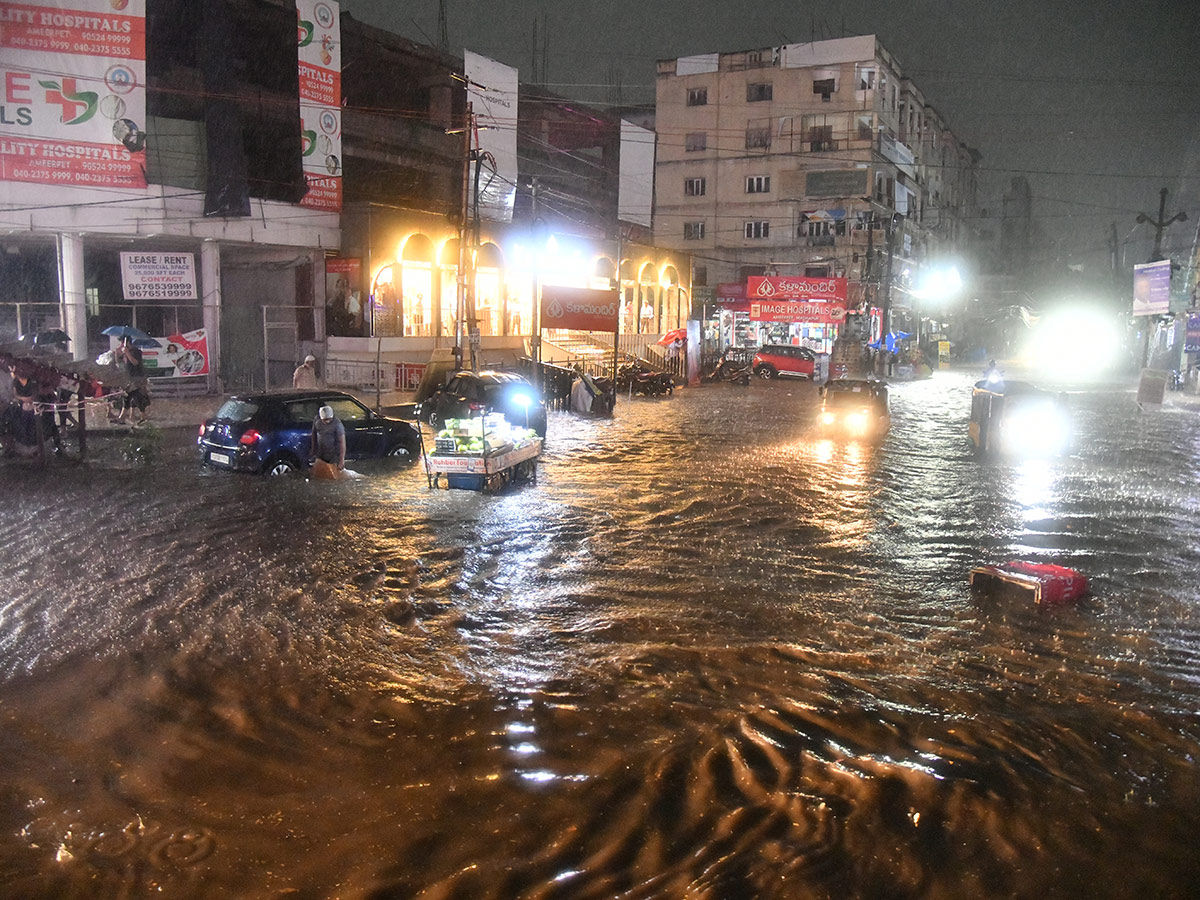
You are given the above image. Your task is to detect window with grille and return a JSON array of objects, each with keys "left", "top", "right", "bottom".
[
  {"left": 744, "top": 221, "right": 769, "bottom": 239},
  {"left": 747, "top": 82, "right": 773, "bottom": 102},
  {"left": 687, "top": 87, "right": 708, "bottom": 106},
  {"left": 745, "top": 175, "right": 770, "bottom": 194},
  {"left": 684, "top": 177, "right": 706, "bottom": 196},
  {"left": 684, "top": 222, "right": 706, "bottom": 240},
  {"left": 685, "top": 132, "right": 707, "bottom": 152}
]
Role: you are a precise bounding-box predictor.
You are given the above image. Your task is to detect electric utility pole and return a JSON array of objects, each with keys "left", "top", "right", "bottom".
[
  {"left": 1135, "top": 187, "right": 1188, "bottom": 367},
  {"left": 877, "top": 212, "right": 902, "bottom": 375},
  {"left": 1137, "top": 187, "right": 1187, "bottom": 263}
]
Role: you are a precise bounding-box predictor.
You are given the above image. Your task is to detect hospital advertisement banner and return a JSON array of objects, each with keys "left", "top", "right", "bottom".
[
  {"left": 465, "top": 50, "right": 517, "bottom": 223},
  {"left": 540, "top": 286, "right": 619, "bottom": 332},
  {"left": 749, "top": 299, "right": 848, "bottom": 325},
  {"left": 1132, "top": 260, "right": 1171, "bottom": 316},
  {"left": 746, "top": 275, "right": 848, "bottom": 303},
  {"left": 142, "top": 328, "right": 210, "bottom": 378},
  {"left": 0, "top": 0, "right": 147, "bottom": 189},
  {"left": 296, "top": 0, "right": 341, "bottom": 210}
]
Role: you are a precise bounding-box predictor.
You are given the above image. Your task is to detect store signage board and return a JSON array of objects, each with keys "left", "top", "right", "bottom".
[
  {"left": 804, "top": 168, "right": 870, "bottom": 200},
  {"left": 540, "top": 286, "right": 619, "bottom": 332},
  {"left": 749, "top": 300, "right": 848, "bottom": 324},
  {"left": 747, "top": 276, "right": 847, "bottom": 302},
  {"left": 119, "top": 251, "right": 197, "bottom": 300},
  {"left": 1132, "top": 260, "right": 1171, "bottom": 316}
]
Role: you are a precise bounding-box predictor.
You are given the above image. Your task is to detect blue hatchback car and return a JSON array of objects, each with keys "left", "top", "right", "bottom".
[{"left": 198, "top": 390, "right": 422, "bottom": 475}]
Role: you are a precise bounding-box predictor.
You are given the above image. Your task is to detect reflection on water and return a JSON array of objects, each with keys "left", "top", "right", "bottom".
[{"left": 1, "top": 373, "right": 1199, "bottom": 898}]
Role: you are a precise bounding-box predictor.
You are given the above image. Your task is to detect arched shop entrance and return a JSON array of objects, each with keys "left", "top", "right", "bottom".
[
  {"left": 637, "top": 263, "right": 658, "bottom": 334},
  {"left": 473, "top": 242, "right": 505, "bottom": 336}
]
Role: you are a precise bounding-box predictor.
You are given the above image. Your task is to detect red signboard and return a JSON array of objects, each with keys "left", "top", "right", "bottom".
[
  {"left": 0, "top": 0, "right": 148, "bottom": 190},
  {"left": 540, "top": 286, "right": 620, "bottom": 332},
  {"left": 749, "top": 300, "right": 848, "bottom": 324},
  {"left": 746, "top": 276, "right": 847, "bottom": 302}
]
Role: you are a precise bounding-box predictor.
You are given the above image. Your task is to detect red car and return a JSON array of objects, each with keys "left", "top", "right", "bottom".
[{"left": 752, "top": 345, "right": 816, "bottom": 380}]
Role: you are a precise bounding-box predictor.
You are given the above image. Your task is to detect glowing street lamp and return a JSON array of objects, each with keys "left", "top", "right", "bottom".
[{"left": 914, "top": 265, "right": 964, "bottom": 303}]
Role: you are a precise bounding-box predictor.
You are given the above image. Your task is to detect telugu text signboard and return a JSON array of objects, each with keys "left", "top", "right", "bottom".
[
  {"left": 540, "top": 286, "right": 619, "bottom": 332},
  {"left": 119, "top": 251, "right": 197, "bottom": 301},
  {"left": 747, "top": 275, "right": 848, "bottom": 303},
  {"left": 0, "top": 0, "right": 147, "bottom": 189}
]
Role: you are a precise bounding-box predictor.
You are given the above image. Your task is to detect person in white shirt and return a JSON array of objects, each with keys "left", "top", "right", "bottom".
[{"left": 293, "top": 354, "right": 319, "bottom": 389}]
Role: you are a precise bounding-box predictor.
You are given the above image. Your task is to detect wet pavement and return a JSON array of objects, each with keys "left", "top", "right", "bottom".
[{"left": 2, "top": 370, "right": 1199, "bottom": 898}]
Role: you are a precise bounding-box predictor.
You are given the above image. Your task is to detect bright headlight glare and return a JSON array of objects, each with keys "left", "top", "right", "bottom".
[{"left": 1002, "top": 402, "right": 1069, "bottom": 454}]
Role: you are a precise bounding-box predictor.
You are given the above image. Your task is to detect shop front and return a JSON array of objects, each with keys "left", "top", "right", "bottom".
[{"left": 704, "top": 277, "right": 851, "bottom": 355}]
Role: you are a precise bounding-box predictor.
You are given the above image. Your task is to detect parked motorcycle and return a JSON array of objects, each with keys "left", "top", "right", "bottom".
[
  {"left": 617, "top": 359, "right": 674, "bottom": 396},
  {"left": 705, "top": 352, "right": 752, "bottom": 385}
]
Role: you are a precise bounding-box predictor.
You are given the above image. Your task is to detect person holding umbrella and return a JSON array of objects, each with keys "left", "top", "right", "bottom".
[{"left": 110, "top": 336, "right": 151, "bottom": 425}]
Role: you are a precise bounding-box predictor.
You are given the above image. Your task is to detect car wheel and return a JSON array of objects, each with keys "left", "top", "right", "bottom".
[
  {"left": 264, "top": 456, "right": 298, "bottom": 476},
  {"left": 387, "top": 441, "right": 416, "bottom": 460},
  {"left": 755, "top": 365, "right": 775, "bottom": 380}
]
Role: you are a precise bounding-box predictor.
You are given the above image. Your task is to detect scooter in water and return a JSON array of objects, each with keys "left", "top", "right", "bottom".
[
  {"left": 617, "top": 360, "right": 674, "bottom": 396},
  {"left": 705, "top": 352, "right": 752, "bottom": 385}
]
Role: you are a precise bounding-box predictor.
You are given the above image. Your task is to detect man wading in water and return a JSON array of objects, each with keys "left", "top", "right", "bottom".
[{"left": 310, "top": 404, "right": 345, "bottom": 479}]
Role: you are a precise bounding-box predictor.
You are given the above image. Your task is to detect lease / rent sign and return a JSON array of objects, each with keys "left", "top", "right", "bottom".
[{"left": 119, "top": 251, "right": 198, "bottom": 300}]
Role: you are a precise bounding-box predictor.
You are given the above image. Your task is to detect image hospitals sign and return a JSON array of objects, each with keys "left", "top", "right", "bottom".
[{"left": 746, "top": 276, "right": 848, "bottom": 324}]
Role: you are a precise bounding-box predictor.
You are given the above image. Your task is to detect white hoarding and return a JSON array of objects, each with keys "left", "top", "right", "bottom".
[
  {"left": 120, "top": 251, "right": 198, "bottom": 301},
  {"left": 464, "top": 49, "right": 517, "bottom": 223},
  {"left": 618, "top": 119, "right": 654, "bottom": 228}
]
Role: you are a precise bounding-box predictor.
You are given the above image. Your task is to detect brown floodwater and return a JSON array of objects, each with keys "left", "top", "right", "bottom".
[{"left": 1, "top": 371, "right": 1199, "bottom": 899}]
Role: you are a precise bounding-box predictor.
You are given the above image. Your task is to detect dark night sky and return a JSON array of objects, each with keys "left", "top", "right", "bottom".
[{"left": 342, "top": 0, "right": 1200, "bottom": 271}]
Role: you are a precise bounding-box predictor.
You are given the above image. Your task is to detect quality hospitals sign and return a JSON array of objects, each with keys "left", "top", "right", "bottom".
[
  {"left": 0, "top": 0, "right": 147, "bottom": 189},
  {"left": 297, "top": 0, "right": 342, "bottom": 211},
  {"left": 540, "top": 286, "right": 619, "bottom": 332}
]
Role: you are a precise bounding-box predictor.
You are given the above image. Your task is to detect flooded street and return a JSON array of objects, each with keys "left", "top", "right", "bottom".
[{"left": 2, "top": 371, "right": 1200, "bottom": 898}]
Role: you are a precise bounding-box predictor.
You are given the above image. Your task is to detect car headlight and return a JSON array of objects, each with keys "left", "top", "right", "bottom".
[
  {"left": 821, "top": 411, "right": 836, "bottom": 426},
  {"left": 845, "top": 411, "right": 868, "bottom": 433},
  {"left": 1001, "top": 401, "right": 1070, "bottom": 454}
]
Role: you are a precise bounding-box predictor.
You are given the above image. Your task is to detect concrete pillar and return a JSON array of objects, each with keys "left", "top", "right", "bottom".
[
  {"left": 200, "top": 240, "right": 222, "bottom": 392},
  {"left": 57, "top": 233, "right": 87, "bottom": 361}
]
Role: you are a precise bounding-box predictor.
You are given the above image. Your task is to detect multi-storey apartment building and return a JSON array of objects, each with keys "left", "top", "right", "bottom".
[{"left": 654, "top": 35, "right": 979, "bottom": 345}]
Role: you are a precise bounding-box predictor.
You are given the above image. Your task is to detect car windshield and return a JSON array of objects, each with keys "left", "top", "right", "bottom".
[
  {"left": 215, "top": 399, "right": 258, "bottom": 422},
  {"left": 826, "top": 390, "right": 876, "bottom": 409}
]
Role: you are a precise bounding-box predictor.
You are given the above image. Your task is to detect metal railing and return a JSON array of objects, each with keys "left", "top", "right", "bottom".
[{"left": 324, "top": 356, "right": 428, "bottom": 394}]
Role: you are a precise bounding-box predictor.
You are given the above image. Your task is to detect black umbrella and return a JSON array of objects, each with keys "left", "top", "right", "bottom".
[{"left": 33, "top": 329, "right": 71, "bottom": 347}]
